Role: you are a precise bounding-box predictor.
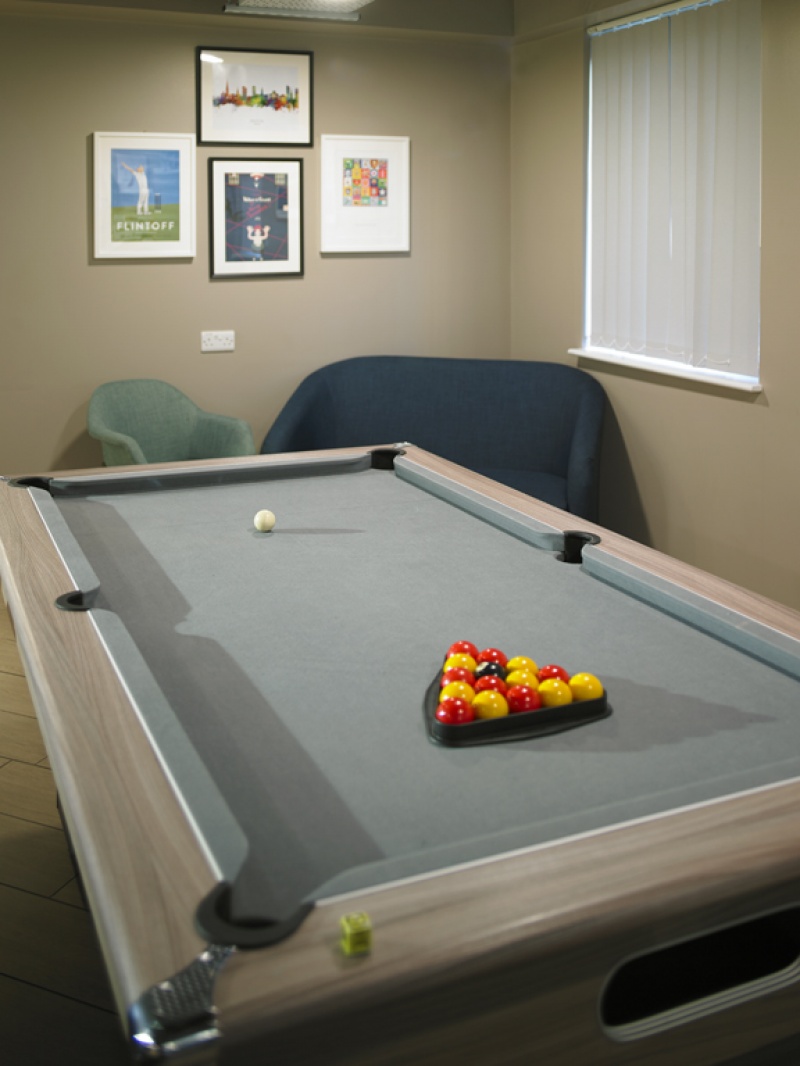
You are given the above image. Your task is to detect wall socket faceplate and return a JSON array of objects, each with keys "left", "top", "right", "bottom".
[{"left": 201, "top": 330, "right": 235, "bottom": 352}]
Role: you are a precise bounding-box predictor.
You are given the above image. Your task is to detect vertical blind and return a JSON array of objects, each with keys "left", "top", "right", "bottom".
[{"left": 585, "top": 0, "right": 761, "bottom": 382}]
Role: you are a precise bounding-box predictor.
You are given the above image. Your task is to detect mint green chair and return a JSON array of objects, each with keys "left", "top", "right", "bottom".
[{"left": 88, "top": 379, "right": 255, "bottom": 466}]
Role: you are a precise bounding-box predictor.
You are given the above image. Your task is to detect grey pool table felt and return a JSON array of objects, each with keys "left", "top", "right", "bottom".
[{"left": 46, "top": 463, "right": 800, "bottom": 922}]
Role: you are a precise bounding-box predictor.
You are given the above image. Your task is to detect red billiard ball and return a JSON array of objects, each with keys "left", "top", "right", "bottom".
[
  {"left": 538, "top": 664, "right": 570, "bottom": 683},
  {"left": 476, "top": 647, "right": 508, "bottom": 668},
  {"left": 440, "top": 667, "right": 476, "bottom": 688},
  {"left": 506, "top": 685, "right": 543, "bottom": 713},
  {"left": 447, "top": 640, "right": 479, "bottom": 660},
  {"left": 474, "top": 675, "right": 508, "bottom": 695},
  {"left": 435, "top": 698, "right": 476, "bottom": 725}
]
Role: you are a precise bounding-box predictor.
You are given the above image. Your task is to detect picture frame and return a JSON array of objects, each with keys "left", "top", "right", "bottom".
[
  {"left": 197, "top": 47, "right": 313, "bottom": 147},
  {"left": 209, "top": 158, "right": 304, "bottom": 279},
  {"left": 320, "top": 135, "right": 410, "bottom": 254},
  {"left": 93, "top": 132, "right": 196, "bottom": 259}
]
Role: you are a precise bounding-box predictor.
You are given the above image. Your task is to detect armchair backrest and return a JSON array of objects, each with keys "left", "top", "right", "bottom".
[
  {"left": 261, "top": 356, "right": 606, "bottom": 519},
  {"left": 88, "top": 379, "right": 255, "bottom": 466}
]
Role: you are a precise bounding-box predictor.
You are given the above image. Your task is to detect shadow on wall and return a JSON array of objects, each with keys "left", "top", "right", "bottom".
[
  {"left": 597, "top": 404, "right": 651, "bottom": 547},
  {"left": 53, "top": 403, "right": 99, "bottom": 472}
]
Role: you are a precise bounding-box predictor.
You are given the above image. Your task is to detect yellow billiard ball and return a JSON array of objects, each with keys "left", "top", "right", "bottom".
[
  {"left": 505, "top": 669, "right": 539, "bottom": 690},
  {"left": 506, "top": 655, "right": 538, "bottom": 675},
  {"left": 443, "top": 653, "right": 478, "bottom": 674},
  {"left": 538, "top": 678, "right": 573, "bottom": 707},
  {"left": 440, "top": 681, "right": 476, "bottom": 704},
  {"left": 569, "top": 673, "right": 604, "bottom": 701},
  {"left": 472, "top": 690, "right": 510, "bottom": 719}
]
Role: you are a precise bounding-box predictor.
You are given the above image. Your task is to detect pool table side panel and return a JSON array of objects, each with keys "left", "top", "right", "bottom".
[
  {"left": 0, "top": 478, "right": 216, "bottom": 1013},
  {"left": 218, "top": 779, "right": 800, "bottom": 1064}
]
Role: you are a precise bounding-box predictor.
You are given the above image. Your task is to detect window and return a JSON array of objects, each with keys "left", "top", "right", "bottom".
[{"left": 575, "top": 0, "right": 762, "bottom": 391}]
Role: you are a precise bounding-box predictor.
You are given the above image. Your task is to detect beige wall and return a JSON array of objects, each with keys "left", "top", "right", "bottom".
[
  {"left": 511, "top": 0, "right": 800, "bottom": 610},
  {"left": 2, "top": 0, "right": 799, "bottom": 611},
  {"left": 0, "top": 7, "right": 511, "bottom": 472}
]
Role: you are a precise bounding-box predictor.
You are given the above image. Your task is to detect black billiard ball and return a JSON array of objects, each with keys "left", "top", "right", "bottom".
[{"left": 475, "top": 661, "right": 506, "bottom": 680}]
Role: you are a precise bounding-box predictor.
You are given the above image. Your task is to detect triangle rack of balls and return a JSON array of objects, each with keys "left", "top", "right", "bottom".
[{"left": 426, "top": 641, "right": 610, "bottom": 747}]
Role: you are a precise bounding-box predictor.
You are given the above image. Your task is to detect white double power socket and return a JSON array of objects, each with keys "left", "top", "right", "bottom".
[{"left": 201, "top": 330, "right": 236, "bottom": 352}]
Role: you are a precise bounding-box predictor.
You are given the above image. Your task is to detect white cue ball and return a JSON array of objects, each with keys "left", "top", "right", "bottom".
[{"left": 254, "top": 509, "right": 276, "bottom": 532}]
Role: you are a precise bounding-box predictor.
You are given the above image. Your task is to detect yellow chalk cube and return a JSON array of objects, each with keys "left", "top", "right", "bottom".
[{"left": 340, "top": 912, "right": 372, "bottom": 956}]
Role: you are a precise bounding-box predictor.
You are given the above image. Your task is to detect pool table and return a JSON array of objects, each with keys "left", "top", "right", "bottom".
[{"left": 2, "top": 445, "right": 800, "bottom": 1065}]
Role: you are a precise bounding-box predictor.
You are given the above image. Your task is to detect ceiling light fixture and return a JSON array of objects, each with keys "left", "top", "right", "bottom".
[{"left": 223, "top": 0, "right": 376, "bottom": 22}]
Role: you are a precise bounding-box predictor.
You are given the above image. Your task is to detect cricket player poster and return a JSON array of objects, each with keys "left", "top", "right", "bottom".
[{"left": 93, "top": 132, "right": 196, "bottom": 259}]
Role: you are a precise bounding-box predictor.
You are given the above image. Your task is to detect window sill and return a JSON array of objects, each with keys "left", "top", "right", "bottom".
[{"left": 569, "top": 348, "right": 763, "bottom": 394}]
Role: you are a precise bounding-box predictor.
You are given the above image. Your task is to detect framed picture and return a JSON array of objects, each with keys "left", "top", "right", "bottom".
[
  {"left": 320, "top": 135, "right": 410, "bottom": 253},
  {"left": 209, "top": 158, "right": 304, "bottom": 279},
  {"left": 197, "top": 47, "right": 313, "bottom": 147},
  {"left": 93, "top": 132, "right": 196, "bottom": 259}
]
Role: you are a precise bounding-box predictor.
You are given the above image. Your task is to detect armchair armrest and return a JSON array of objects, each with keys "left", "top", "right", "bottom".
[
  {"left": 194, "top": 411, "right": 255, "bottom": 459},
  {"left": 90, "top": 427, "right": 149, "bottom": 466}
]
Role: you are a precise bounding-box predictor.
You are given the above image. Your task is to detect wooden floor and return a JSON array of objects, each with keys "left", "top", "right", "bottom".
[{"left": 0, "top": 602, "right": 130, "bottom": 1064}]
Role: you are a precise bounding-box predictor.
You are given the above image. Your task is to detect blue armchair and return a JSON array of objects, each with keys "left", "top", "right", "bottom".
[
  {"left": 260, "top": 356, "right": 606, "bottom": 520},
  {"left": 88, "top": 379, "right": 255, "bottom": 466}
]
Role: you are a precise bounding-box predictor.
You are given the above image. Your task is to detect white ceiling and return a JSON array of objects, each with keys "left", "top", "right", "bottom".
[{"left": 6, "top": 0, "right": 518, "bottom": 36}]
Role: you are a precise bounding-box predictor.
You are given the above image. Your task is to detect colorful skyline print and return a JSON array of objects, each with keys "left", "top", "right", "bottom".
[
  {"left": 213, "top": 80, "right": 299, "bottom": 111},
  {"left": 205, "top": 57, "right": 309, "bottom": 141},
  {"left": 342, "top": 157, "right": 388, "bottom": 207}
]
